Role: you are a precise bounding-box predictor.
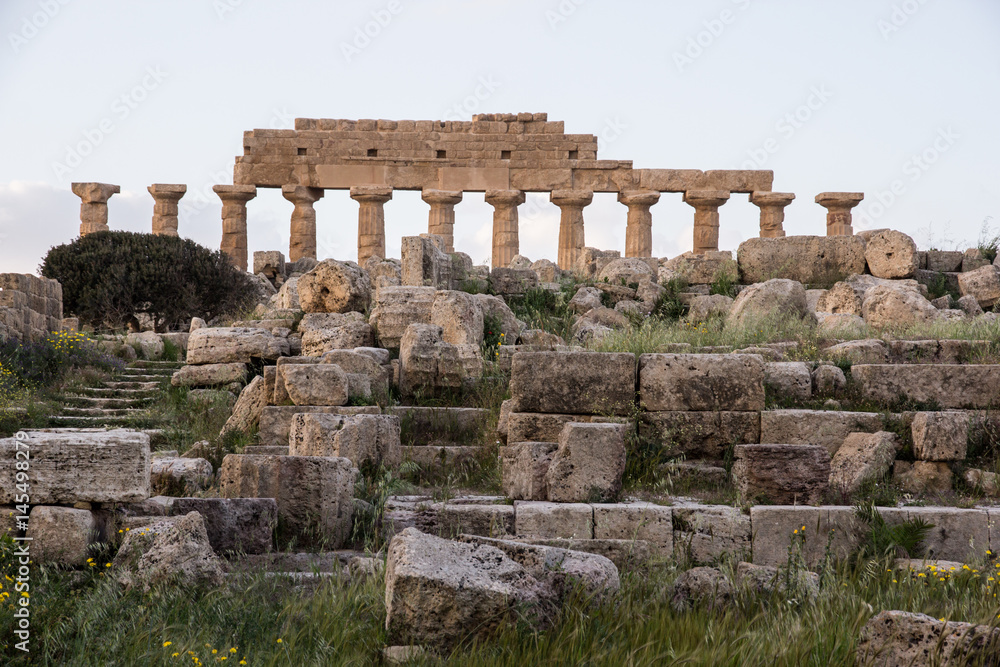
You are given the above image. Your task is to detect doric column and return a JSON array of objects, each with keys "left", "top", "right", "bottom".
[
  {"left": 816, "top": 192, "right": 864, "bottom": 236},
  {"left": 351, "top": 185, "right": 393, "bottom": 264},
  {"left": 551, "top": 189, "right": 593, "bottom": 271},
  {"left": 282, "top": 185, "right": 325, "bottom": 262},
  {"left": 213, "top": 185, "right": 256, "bottom": 272},
  {"left": 421, "top": 189, "right": 462, "bottom": 253},
  {"left": 148, "top": 184, "right": 187, "bottom": 237},
  {"left": 750, "top": 191, "right": 795, "bottom": 238},
  {"left": 485, "top": 189, "right": 525, "bottom": 269},
  {"left": 683, "top": 190, "right": 730, "bottom": 254},
  {"left": 71, "top": 182, "right": 120, "bottom": 236},
  {"left": 618, "top": 190, "right": 660, "bottom": 258}
]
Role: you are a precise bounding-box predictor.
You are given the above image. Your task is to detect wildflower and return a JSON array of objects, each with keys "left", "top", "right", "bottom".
[
  {"left": 276, "top": 638, "right": 283, "bottom": 643},
  {"left": 163, "top": 641, "right": 172, "bottom": 647},
  {"left": 230, "top": 648, "right": 237, "bottom": 653}
]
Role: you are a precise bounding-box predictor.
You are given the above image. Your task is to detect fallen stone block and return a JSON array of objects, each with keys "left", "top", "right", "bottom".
[
  {"left": 280, "top": 364, "right": 349, "bottom": 406},
  {"left": 169, "top": 497, "right": 277, "bottom": 555},
  {"left": 736, "top": 235, "right": 867, "bottom": 285},
  {"left": 912, "top": 411, "right": 968, "bottom": 461},
  {"left": 958, "top": 264, "right": 1000, "bottom": 309},
  {"left": 732, "top": 444, "right": 830, "bottom": 505},
  {"left": 369, "top": 286, "right": 436, "bottom": 349},
  {"left": 150, "top": 457, "right": 213, "bottom": 493},
  {"left": 894, "top": 460, "right": 953, "bottom": 494},
  {"left": 112, "top": 511, "right": 224, "bottom": 590},
  {"left": 760, "top": 409, "right": 884, "bottom": 456},
  {"left": 857, "top": 610, "right": 1000, "bottom": 667},
  {"left": 171, "top": 362, "right": 248, "bottom": 387},
  {"left": 299, "top": 313, "right": 374, "bottom": 355},
  {"left": 515, "top": 501, "right": 593, "bottom": 539},
  {"left": 510, "top": 351, "right": 636, "bottom": 416},
  {"left": 735, "top": 562, "right": 819, "bottom": 600},
  {"left": 0, "top": 429, "right": 149, "bottom": 504},
  {"left": 864, "top": 230, "right": 919, "bottom": 279},
  {"left": 28, "top": 506, "right": 95, "bottom": 566},
  {"left": 186, "top": 327, "right": 289, "bottom": 365},
  {"left": 852, "top": 364, "right": 1000, "bottom": 409},
  {"left": 829, "top": 431, "right": 897, "bottom": 495},
  {"left": 296, "top": 259, "right": 371, "bottom": 314},
  {"left": 669, "top": 566, "right": 733, "bottom": 612},
  {"left": 501, "top": 442, "right": 557, "bottom": 501},
  {"left": 546, "top": 423, "right": 626, "bottom": 503},
  {"left": 639, "top": 353, "right": 765, "bottom": 412},
  {"left": 764, "top": 362, "right": 812, "bottom": 402}
]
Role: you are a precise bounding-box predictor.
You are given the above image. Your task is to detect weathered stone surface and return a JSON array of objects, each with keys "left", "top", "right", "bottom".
[
  {"left": 321, "top": 349, "right": 391, "bottom": 396},
  {"left": 369, "top": 286, "right": 436, "bottom": 349},
  {"left": 894, "top": 460, "right": 953, "bottom": 494},
  {"left": 593, "top": 503, "right": 673, "bottom": 551},
  {"left": 257, "top": 405, "right": 380, "bottom": 447},
  {"left": 430, "top": 290, "right": 484, "bottom": 346},
  {"left": 299, "top": 312, "right": 374, "bottom": 355},
  {"left": 669, "top": 567, "right": 733, "bottom": 612},
  {"left": 639, "top": 353, "right": 765, "bottom": 412},
  {"left": 674, "top": 503, "right": 753, "bottom": 564},
  {"left": 0, "top": 430, "right": 149, "bottom": 504},
  {"left": 751, "top": 506, "right": 863, "bottom": 567},
  {"left": 812, "top": 364, "right": 846, "bottom": 397},
  {"left": 852, "top": 364, "right": 1000, "bottom": 409},
  {"left": 186, "top": 327, "right": 289, "bottom": 365},
  {"left": 568, "top": 286, "right": 603, "bottom": 314},
  {"left": 856, "top": 610, "right": 1000, "bottom": 667},
  {"left": 912, "top": 411, "right": 968, "bottom": 461},
  {"left": 113, "top": 511, "right": 224, "bottom": 589},
  {"left": 511, "top": 351, "right": 636, "bottom": 416},
  {"left": 169, "top": 497, "right": 277, "bottom": 555},
  {"left": 296, "top": 259, "right": 371, "bottom": 313},
  {"left": 410, "top": 503, "right": 514, "bottom": 539},
  {"left": 864, "top": 229, "right": 919, "bottom": 279},
  {"left": 829, "top": 431, "right": 898, "bottom": 494},
  {"left": 150, "top": 457, "right": 213, "bottom": 492},
  {"left": 545, "top": 423, "right": 627, "bottom": 503},
  {"left": 732, "top": 444, "right": 830, "bottom": 505},
  {"left": 401, "top": 235, "right": 452, "bottom": 289},
  {"left": 289, "top": 413, "right": 401, "bottom": 469},
  {"left": 28, "top": 506, "right": 95, "bottom": 566},
  {"left": 399, "top": 323, "right": 482, "bottom": 395},
  {"left": 966, "top": 468, "right": 1000, "bottom": 496},
  {"left": 818, "top": 274, "right": 923, "bottom": 315},
  {"left": 958, "top": 264, "right": 1000, "bottom": 309},
  {"left": 459, "top": 535, "right": 620, "bottom": 602},
  {"left": 220, "top": 454, "right": 357, "bottom": 548},
  {"left": 507, "top": 413, "right": 591, "bottom": 444},
  {"left": 385, "top": 528, "right": 550, "bottom": 650},
  {"left": 821, "top": 339, "right": 889, "bottom": 364},
  {"left": 280, "top": 364, "right": 348, "bottom": 406},
  {"left": 901, "top": 507, "right": 988, "bottom": 561},
  {"left": 664, "top": 251, "right": 736, "bottom": 285},
  {"left": 125, "top": 331, "right": 164, "bottom": 360},
  {"left": 171, "top": 362, "right": 248, "bottom": 387},
  {"left": 760, "top": 409, "right": 884, "bottom": 455},
  {"left": 927, "top": 250, "right": 964, "bottom": 273},
  {"left": 472, "top": 293, "right": 522, "bottom": 341},
  {"left": 490, "top": 268, "right": 539, "bottom": 295},
  {"left": 515, "top": 501, "right": 593, "bottom": 539},
  {"left": 727, "top": 279, "right": 811, "bottom": 324},
  {"left": 687, "top": 294, "right": 733, "bottom": 323},
  {"left": 861, "top": 284, "right": 939, "bottom": 328},
  {"left": 764, "top": 362, "right": 812, "bottom": 402},
  {"left": 736, "top": 561, "right": 820, "bottom": 599},
  {"left": 639, "top": 411, "right": 760, "bottom": 459},
  {"left": 736, "top": 235, "right": 867, "bottom": 285},
  {"left": 597, "top": 258, "right": 654, "bottom": 284},
  {"left": 502, "top": 442, "right": 558, "bottom": 501},
  {"left": 221, "top": 375, "right": 268, "bottom": 435}
]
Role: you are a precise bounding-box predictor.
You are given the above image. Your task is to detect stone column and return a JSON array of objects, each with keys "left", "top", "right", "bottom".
[
  {"left": 213, "top": 185, "right": 256, "bottom": 272},
  {"left": 618, "top": 190, "right": 661, "bottom": 258},
  {"left": 421, "top": 189, "right": 463, "bottom": 253},
  {"left": 282, "top": 185, "right": 325, "bottom": 262},
  {"left": 749, "top": 191, "right": 795, "bottom": 238},
  {"left": 350, "top": 185, "right": 393, "bottom": 264},
  {"left": 683, "top": 190, "right": 730, "bottom": 254},
  {"left": 71, "top": 182, "right": 120, "bottom": 236},
  {"left": 551, "top": 189, "right": 593, "bottom": 271},
  {"left": 485, "top": 189, "right": 525, "bottom": 269},
  {"left": 148, "top": 184, "right": 187, "bottom": 237},
  {"left": 816, "top": 192, "right": 864, "bottom": 236}
]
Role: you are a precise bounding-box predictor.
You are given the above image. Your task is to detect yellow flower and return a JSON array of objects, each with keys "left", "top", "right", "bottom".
[
  {"left": 276, "top": 638, "right": 283, "bottom": 643},
  {"left": 163, "top": 641, "right": 172, "bottom": 647},
  {"left": 230, "top": 648, "right": 237, "bottom": 653}
]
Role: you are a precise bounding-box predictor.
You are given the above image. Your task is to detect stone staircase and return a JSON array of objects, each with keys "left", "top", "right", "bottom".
[{"left": 49, "top": 360, "right": 182, "bottom": 428}]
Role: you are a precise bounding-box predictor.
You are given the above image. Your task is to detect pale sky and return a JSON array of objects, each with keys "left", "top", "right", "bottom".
[{"left": 1, "top": 0, "right": 998, "bottom": 275}]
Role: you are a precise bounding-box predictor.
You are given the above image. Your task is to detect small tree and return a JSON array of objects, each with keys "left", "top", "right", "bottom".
[{"left": 42, "top": 231, "right": 258, "bottom": 332}]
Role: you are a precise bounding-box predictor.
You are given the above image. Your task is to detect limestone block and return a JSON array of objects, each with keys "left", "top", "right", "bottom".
[
  {"left": 597, "top": 258, "right": 654, "bottom": 285},
  {"left": 764, "top": 362, "right": 812, "bottom": 402},
  {"left": 912, "top": 411, "right": 968, "bottom": 461},
  {"left": 289, "top": 413, "right": 400, "bottom": 468},
  {"left": 857, "top": 611, "right": 1000, "bottom": 667},
  {"left": 593, "top": 503, "right": 672, "bottom": 552},
  {"left": 220, "top": 454, "right": 357, "bottom": 548},
  {"left": 760, "top": 409, "right": 884, "bottom": 455},
  {"left": 296, "top": 259, "right": 371, "bottom": 314},
  {"left": 511, "top": 351, "right": 635, "bottom": 416},
  {"left": 0, "top": 429, "right": 149, "bottom": 504},
  {"left": 501, "top": 442, "right": 557, "bottom": 501},
  {"left": 736, "top": 562, "right": 819, "bottom": 600},
  {"left": 420, "top": 504, "right": 514, "bottom": 539},
  {"left": 186, "top": 327, "right": 289, "bottom": 365},
  {"left": 732, "top": 444, "right": 830, "bottom": 505},
  {"left": 430, "top": 290, "right": 484, "bottom": 346},
  {"left": 150, "top": 457, "right": 213, "bottom": 492},
  {"left": 958, "top": 264, "right": 1000, "bottom": 309},
  {"left": 821, "top": 339, "right": 889, "bottom": 364},
  {"left": 672, "top": 504, "right": 752, "bottom": 564},
  {"left": 864, "top": 229, "right": 919, "bottom": 279},
  {"left": 829, "top": 431, "right": 897, "bottom": 494},
  {"left": 669, "top": 567, "right": 733, "bottom": 612},
  {"left": 222, "top": 375, "right": 268, "bottom": 435},
  {"left": 894, "top": 460, "right": 953, "bottom": 494},
  {"left": 639, "top": 353, "right": 764, "bottom": 412},
  {"left": 369, "top": 286, "right": 436, "bottom": 348},
  {"left": 507, "top": 413, "right": 590, "bottom": 444},
  {"left": 27, "top": 506, "right": 95, "bottom": 566},
  {"left": 545, "top": 423, "right": 626, "bottom": 503},
  {"left": 278, "top": 364, "right": 349, "bottom": 406},
  {"left": 902, "top": 507, "right": 988, "bottom": 561},
  {"left": 112, "top": 511, "right": 224, "bottom": 590},
  {"left": 663, "top": 251, "right": 736, "bottom": 285},
  {"left": 167, "top": 497, "right": 276, "bottom": 555},
  {"left": 125, "top": 331, "right": 164, "bottom": 360},
  {"left": 171, "top": 362, "right": 248, "bottom": 387},
  {"left": 472, "top": 293, "right": 522, "bottom": 340},
  {"left": 568, "top": 286, "right": 603, "bottom": 314},
  {"left": 321, "top": 349, "right": 391, "bottom": 395},
  {"left": 750, "top": 506, "right": 864, "bottom": 567},
  {"left": 490, "top": 268, "right": 539, "bottom": 295},
  {"left": 299, "top": 312, "right": 374, "bottom": 355},
  {"left": 253, "top": 250, "right": 285, "bottom": 278},
  {"left": 639, "top": 411, "right": 760, "bottom": 460},
  {"left": 812, "top": 364, "right": 847, "bottom": 397},
  {"left": 687, "top": 294, "right": 733, "bottom": 323},
  {"left": 852, "top": 364, "right": 1000, "bottom": 409},
  {"left": 926, "top": 250, "right": 964, "bottom": 273},
  {"left": 401, "top": 235, "right": 452, "bottom": 289},
  {"left": 736, "top": 235, "right": 867, "bottom": 285},
  {"left": 728, "top": 279, "right": 811, "bottom": 324},
  {"left": 257, "top": 405, "right": 380, "bottom": 447},
  {"left": 861, "top": 284, "right": 939, "bottom": 328},
  {"left": 514, "top": 501, "right": 593, "bottom": 539}
]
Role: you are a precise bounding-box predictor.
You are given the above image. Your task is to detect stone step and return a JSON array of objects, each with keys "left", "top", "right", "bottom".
[
  {"left": 47, "top": 415, "right": 148, "bottom": 427},
  {"left": 103, "top": 381, "right": 161, "bottom": 391},
  {"left": 131, "top": 360, "right": 185, "bottom": 369},
  {"left": 114, "top": 373, "right": 172, "bottom": 382},
  {"left": 58, "top": 407, "right": 147, "bottom": 418},
  {"left": 62, "top": 396, "right": 153, "bottom": 409},
  {"left": 77, "top": 387, "right": 159, "bottom": 398}
]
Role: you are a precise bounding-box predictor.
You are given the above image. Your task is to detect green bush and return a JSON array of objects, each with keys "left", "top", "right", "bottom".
[{"left": 41, "top": 231, "right": 257, "bottom": 332}]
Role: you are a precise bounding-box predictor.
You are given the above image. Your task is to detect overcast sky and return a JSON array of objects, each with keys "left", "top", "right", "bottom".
[{"left": 1, "top": 0, "right": 998, "bottom": 275}]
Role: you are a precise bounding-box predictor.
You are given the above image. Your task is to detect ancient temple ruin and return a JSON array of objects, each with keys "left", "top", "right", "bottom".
[{"left": 70, "top": 113, "right": 865, "bottom": 271}]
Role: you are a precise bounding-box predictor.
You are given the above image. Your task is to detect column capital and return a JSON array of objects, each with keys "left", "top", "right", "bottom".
[
  {"left": 213, "top": 184, "right": 257, "bottom": 202},
  {"left": 71, "top": 182, "right": 119, "bottom": 203},
  {"left": 283, "top": 185, "right": 325, "bottom": 204},
  {"left": 750, "top": 191, "right": 795, "bottom": 207},
  {"left": 550, "top": 189, "right": 594, "bottom": 207},
  {"left": 617, "top": 190, "right": 660, "bottom": 207},
  {"left": 683, "top": 190, "right": 730, "bottom": 207},
  {"left": 148, "top": 183, "right": 187, "bottom": 201},
  {"left": 350, "top": 185, "right": 393, "bottom": 203},
  {"left": 485, "top": 189, "right": 525, "bottom": 207},
  {"left": 815, "top": 192, "right": 864, "bottom": 209},
  {"left": 421, "top": 189, "right": 463, "bottom": 206}
]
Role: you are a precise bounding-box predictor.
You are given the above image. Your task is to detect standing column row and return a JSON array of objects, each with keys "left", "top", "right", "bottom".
[
  {"left": 421, "top": 189, "right": 462, "bottom": 253},
  {"left": 486, "top": 189, "right": 525, "bottom": 269},
  {"left": 282, "top": 185, "right": 325, "bottom": 262},
  {"left": 551, "top": 190, "right": 593, "bottom": 271},
  {"left": 352, "top": 185, "right": 393, "bottom": 264}
]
